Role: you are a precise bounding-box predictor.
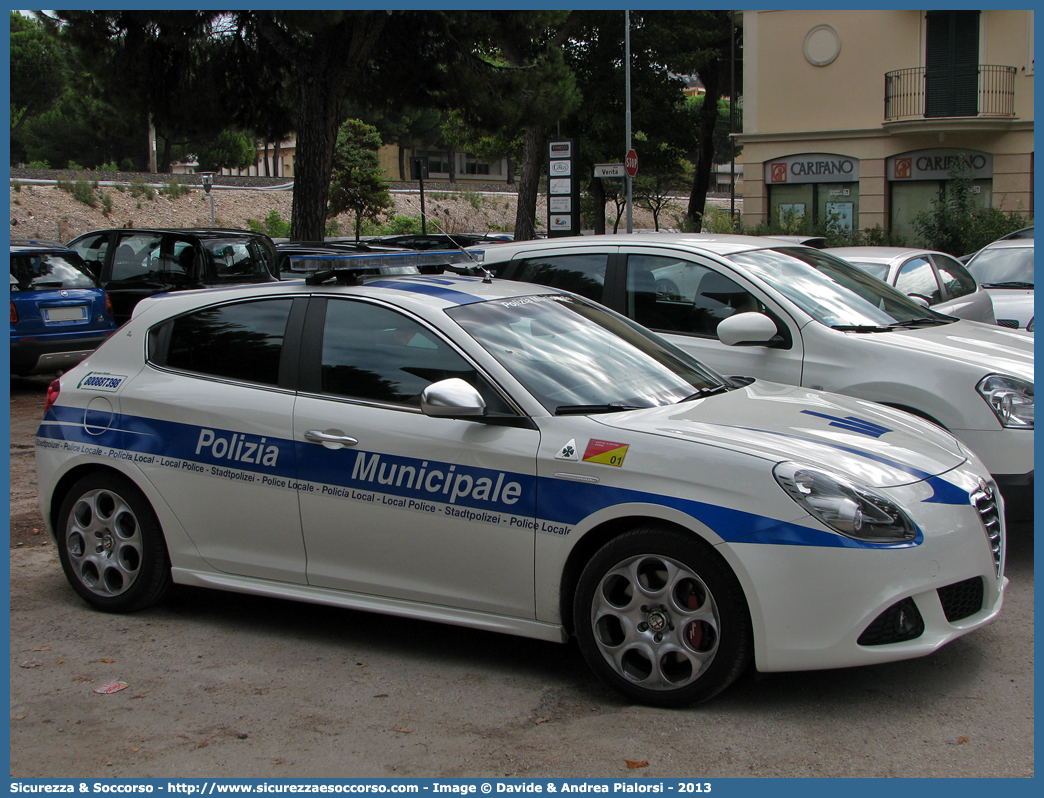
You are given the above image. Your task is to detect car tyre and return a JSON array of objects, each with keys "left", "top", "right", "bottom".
[
  {"left": 573, "top": 526, "right": 752, "bottom": 706},
  {"left": 56, "top": 472, "right": 172, "bottom": 612}
]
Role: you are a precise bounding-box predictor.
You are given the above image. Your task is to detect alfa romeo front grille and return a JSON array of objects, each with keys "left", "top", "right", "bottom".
[
  {"left": 971, "top": 482, "right": 1004, "bottom": 577},
  {"left": 938, "top": 577, "right": 985, "bottom": 622}
]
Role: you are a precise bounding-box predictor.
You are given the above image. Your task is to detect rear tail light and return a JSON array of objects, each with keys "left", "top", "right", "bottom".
[
  {"left": 45, "top": 379, "right": 61, "bottom": 413},
  {"left": 10, "top": 300, "right": 18, "bottom": 324},
  {"left": 105, "top": 293, "right": 114, "bottom": 317}
]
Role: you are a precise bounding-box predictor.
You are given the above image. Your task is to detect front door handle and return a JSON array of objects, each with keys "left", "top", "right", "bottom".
[{"left": 304, "top": 429, "right": 359, "bottom": 448}]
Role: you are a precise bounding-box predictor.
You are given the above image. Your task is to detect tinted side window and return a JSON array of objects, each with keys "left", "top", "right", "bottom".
[
  {"left": 68, "top": 233, "right": 110, "bottom": 280},
  {"left": 111, "top": 233, "right": 163, "bottom": 283},
  {"left": 626, "top": 255, "right": 770, "bottom": 337},
  {"left": 204, "top": 238, "right": 274, "bottom": 283},
  {"left": 320, "top": 300, "right": 481, "bottom": 407},
  {"left": 164, "top": 299, "right": 293, "bottom": 385},
  {"left": 507, "top": 254, "right": 608, "bottom": 302},
  {"left": 932, "top": 254, "right": 977, "bottom": 298},
  {"left": 895, "top": 257, "right": 941, "bottom": 303}
]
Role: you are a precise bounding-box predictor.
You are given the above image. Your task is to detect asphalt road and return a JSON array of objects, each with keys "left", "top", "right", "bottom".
[{"left": 8, "top": 376, "right": 1035, "bottom": 778}]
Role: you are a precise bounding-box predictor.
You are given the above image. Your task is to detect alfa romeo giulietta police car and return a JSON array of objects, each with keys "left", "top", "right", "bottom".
[{"left": 35, "top": 269, "right": 1006, "bottom": 705}]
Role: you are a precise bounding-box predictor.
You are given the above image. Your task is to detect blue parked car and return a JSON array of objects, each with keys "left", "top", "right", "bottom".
[{"left": 9, "top": 240, "right": 117, "bottom": 376}]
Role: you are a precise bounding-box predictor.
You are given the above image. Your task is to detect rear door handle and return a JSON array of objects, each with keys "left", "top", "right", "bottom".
[{"left": 304, "top": 429, "right": 359, "bottom": 448}]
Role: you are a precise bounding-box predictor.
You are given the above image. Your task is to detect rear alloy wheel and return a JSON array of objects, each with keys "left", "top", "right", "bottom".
[
  {"left": 56, "top": 472, "right": 172, "bottom": 612},
  {"left": 574, "top": 527, "right": 752, "bottom": 706}
]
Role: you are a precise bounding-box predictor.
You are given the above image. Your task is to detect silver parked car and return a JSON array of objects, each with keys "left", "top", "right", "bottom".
[
  {"left": 827, "top": 247, "right": 995, "bottom": 324},
  {"left": 964, "top": 238, "right": 1034, "bottom": 332}
]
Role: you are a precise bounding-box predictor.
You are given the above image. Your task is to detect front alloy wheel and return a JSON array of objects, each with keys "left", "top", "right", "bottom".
[{"left": 574, "top": 527, "right": 751, "bottom": 706}]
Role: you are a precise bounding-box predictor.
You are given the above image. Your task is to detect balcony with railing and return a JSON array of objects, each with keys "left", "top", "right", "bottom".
[{"left": 884, "top": 65, "right": 1016, "bottom": 123}]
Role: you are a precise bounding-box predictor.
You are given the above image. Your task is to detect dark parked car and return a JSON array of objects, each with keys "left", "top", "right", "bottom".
[
  {"left": 10, "top": 240, "right": 117, "bottom": 375},
  {"left": 369, "top": 233, "right": 510, "bottom": 251},
  {"left": 66, "top": 228, "right": 279, "bottom": 323}
]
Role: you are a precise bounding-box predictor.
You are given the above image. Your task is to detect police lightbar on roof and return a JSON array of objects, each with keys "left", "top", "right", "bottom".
[
  {"left": 287, "top": 249, "right": 474, "bottom": 271},
  {"left": 304, "top": 267, "right": 420, "bottom": 285}
]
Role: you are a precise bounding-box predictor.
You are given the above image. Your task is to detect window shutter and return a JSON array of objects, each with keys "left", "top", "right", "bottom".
[{"left": 925, "top": 11, "right": 980, "bottom": 117}]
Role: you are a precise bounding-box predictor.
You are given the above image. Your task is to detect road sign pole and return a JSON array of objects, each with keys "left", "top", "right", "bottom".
[{"left": 625, "top": 10, "right": 633, "bottom": 234}]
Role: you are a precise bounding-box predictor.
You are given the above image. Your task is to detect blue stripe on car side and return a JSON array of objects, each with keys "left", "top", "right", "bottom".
[
  {"left": 38, "top": 407, "right": 943, "bottom": 549},
  {"left": 722, "top": 423, "right": 967, "bottom": 504}
]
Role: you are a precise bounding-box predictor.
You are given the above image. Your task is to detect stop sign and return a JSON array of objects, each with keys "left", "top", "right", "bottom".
[{"left": 625, "top": 149, "right": 638, "bottom": 177}]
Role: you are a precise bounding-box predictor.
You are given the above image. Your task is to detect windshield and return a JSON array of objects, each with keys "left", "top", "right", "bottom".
[
  {"left": 726, "top": 247, "right": 951, "bottom": 328},
  {"left": 448, "top": 294, "right": 728, "bottom": 413},
  {"left": 966, "top": 246, "right": 1034, "bottom": 287}
]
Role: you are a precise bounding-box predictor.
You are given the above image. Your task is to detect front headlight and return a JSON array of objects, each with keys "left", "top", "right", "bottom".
[
  {"left": 977, "top": 374, "right": 1034, "bottom": 429},
  {"left": 773, "top": 462, "right": 917, "bottom": 543}
]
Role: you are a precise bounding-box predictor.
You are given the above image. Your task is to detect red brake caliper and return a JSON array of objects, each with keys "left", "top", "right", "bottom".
[{"left": 687, "top": 592, "right": 703, "bottom": 648}]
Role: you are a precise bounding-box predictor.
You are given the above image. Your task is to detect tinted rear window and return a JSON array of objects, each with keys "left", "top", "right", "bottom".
[
  {"left": 10, "top": 251, "right": 98, "bottom": 290},
  {"left": 161, "top": 299, "right": 293, "bottom": 385}
]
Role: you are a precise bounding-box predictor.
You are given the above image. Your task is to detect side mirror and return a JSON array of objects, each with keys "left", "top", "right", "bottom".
[
  {"left": 421, "top": 378, "right": 487, "bottom": 418},
  {"left": 907, "top": 294, "right": 931, "bottom": 308},
  {"left": 717, "top": 312, "right": 779, "bottom": 347}
]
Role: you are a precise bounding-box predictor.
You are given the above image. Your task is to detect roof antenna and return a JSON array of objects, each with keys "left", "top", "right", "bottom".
[{"left": 398, "top": 192, "right": 495, "bottom": 283}]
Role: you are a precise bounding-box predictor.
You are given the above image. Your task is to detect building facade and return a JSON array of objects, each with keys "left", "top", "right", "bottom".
[
  {"left": 222, "top": 139, "right": 511, "bottom": 186},
  {"left": 738, "top": 9, "right": 1034, "bottom": 242}
]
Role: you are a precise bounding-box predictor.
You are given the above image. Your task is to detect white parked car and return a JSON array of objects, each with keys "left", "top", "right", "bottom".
[
  {"left": 826, "top": 246, "right": 995, "bottom": 324},
  {"left": 36, "top": 271, "right": 1005, "bottom": 706},
  {"left": 478, "top": 234, "right": 1033, "bottom": 514},
  {"left": 964, "top": 238, "right": 1034, "bottom": 332}
]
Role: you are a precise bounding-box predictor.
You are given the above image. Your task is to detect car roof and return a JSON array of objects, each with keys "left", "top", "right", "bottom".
[
  {"left": 477, "top": 233, "right": 791, "bottom": 259},
  {"left": 980, "top": 238, "right": 1034, "bottom": 251},
  {"left": 70, "top": 228, "right": 271, "bottom": 241},
  {"left": 827, "top": 247, "right": 940, "bottom": 264},
  {"left": 128, "top": 272, "right": 562, "bottom": 321},
  {"left": 10, "top": 239, "right": 73, "bottom": 254}
]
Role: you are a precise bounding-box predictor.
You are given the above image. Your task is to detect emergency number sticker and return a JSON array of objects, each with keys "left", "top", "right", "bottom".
[
  {"left": 583, "top": 439, "right": 629, "bottom": 467},
  {"left": 77, "top": 372, "right": 127, "bottom": 392}
]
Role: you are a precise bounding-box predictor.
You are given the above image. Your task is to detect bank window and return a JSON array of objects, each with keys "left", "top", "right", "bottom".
[
  {"left": 320, "top": 300, "right": 489, "bottom": 408},
  {"left": 895, "top": 258, "right": 941, "bottom": 303},
  {"left": 161, "top": 299, "right": 293, "bottom": 385}
]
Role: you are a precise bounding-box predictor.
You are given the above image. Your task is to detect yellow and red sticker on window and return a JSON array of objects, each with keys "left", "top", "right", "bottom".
[{"left": 582, "top": 439, "right": 629, "bottom": 467}]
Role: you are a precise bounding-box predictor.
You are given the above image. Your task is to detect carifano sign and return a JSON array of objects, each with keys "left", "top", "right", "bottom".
[
  {"left": 887, "top": 149, "right": 993, "bottom": 181},
  {"left": 766, "top": 153, "right": 859, "bottom": 184}
]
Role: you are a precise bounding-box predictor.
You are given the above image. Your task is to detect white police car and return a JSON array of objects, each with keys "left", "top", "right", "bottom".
[{"left": 36, "top": 269, "right": 1006, "bottom": 706}]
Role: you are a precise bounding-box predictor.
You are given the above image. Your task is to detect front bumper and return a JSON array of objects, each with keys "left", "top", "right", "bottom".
[{"left": 726, "top": 473, "right": 1005, "bottom": 673}]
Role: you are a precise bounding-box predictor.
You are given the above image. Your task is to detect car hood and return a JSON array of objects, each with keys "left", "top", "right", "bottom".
[
  {"left": 863, "top": 319, "right": 1033, "bottom": 378},
  {"left": 983, "top": 289, "right": 1034, "bottom": 328},
  {"left": 594, "top": 381, "right": 968, "bottom": 490}
]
